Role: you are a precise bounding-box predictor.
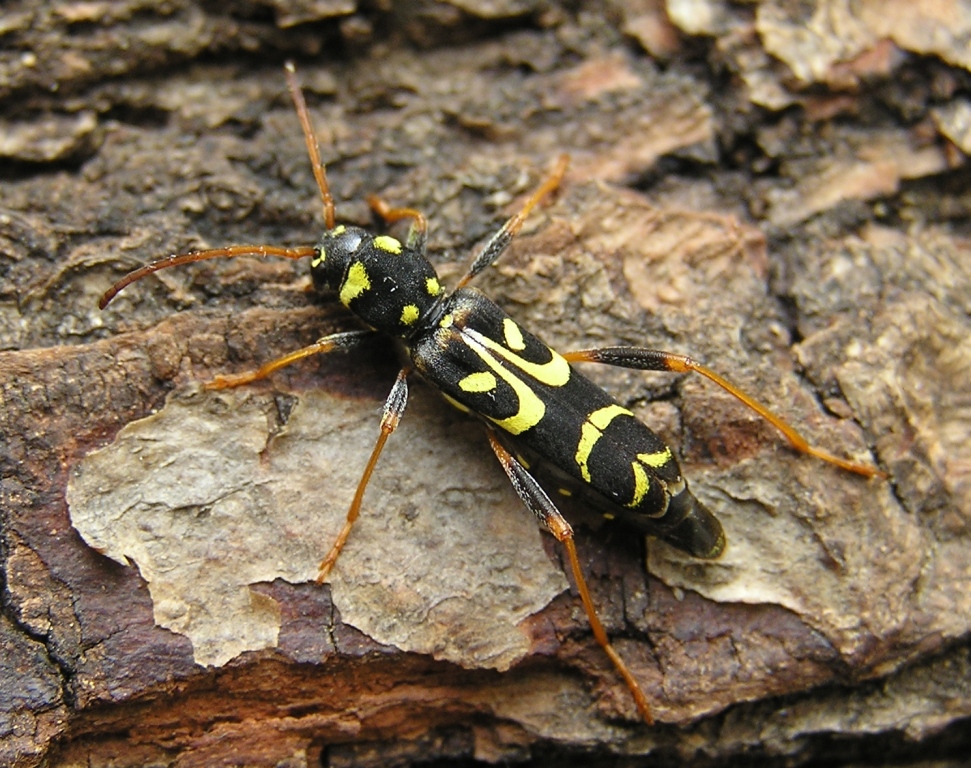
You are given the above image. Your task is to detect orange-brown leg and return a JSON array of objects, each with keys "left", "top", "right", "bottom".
[
  {"left": 486, "top": 429, "right": 654, "bottom": 725},
  {"left": 316, "top": 367, "right": 410, "bottom": 583},
  {"left": 563, "top": 347, "right": 887, "bottom": 479},
  {"left": 456, "top": 155, "right": 569, "bottom": 289},
  {"left": 203, "top": 330, "right": 376, "bottom": 390},
  {"left": 367, "top": 196, "right": 428, "bottom": 253}
]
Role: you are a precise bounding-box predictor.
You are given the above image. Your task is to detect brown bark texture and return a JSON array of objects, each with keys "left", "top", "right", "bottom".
[{"left": 2, "top": 1, "right": 970, "bottom": 766}]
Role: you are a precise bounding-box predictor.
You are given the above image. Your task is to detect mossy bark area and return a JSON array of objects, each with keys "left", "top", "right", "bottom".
[{"left": 2, "top": 2, "right": 970, "bottom": 766}]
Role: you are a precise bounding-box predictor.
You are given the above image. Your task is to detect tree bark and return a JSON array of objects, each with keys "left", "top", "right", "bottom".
[{"left": 2, "top": 1, "right": 970, "bottom": 766}]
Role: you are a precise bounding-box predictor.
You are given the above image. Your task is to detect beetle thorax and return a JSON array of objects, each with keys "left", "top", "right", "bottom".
[{"left": 310, "top": 225, "right": 446, "bottom": 338}]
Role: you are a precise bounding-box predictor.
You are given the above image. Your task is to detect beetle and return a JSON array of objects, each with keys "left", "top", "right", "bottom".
[{"left": 99, "top": 63, "right": 886, "bottom": 723}]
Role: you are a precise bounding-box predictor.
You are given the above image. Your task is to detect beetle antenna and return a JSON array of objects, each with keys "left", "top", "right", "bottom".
[
  {"left": 285, "top": 61, "right": 336, "bottom": 230},
  {"left": 98, "top": 244, "right": 316, "bottom": 308}
]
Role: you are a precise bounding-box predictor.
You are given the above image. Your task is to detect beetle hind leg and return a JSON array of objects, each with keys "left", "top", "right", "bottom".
[
  {"left": 486, "top": 429, "right": 655, "bottom": 725},
  {"left": 563, "top": 347, "right": 886, "bottom": 479}
]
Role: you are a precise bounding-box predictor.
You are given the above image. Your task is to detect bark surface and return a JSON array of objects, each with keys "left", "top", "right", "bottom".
[{"left": 2, "top": 1, "right": 970, "bottom": 766}]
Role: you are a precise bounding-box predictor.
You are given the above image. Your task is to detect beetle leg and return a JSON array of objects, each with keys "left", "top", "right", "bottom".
[
  {"left": 456, "top": 155, "right": 569, "bottom": 289},
  {"left": 367, "top": 196, "right": 428, "bottom": 253},
  {"left": 486, "top": 428, "right": 654, "bottom": 725},
  {"left": 204, "top": 329, "right": 377, "bottom": 390},
  {"left": 563, "top": 347, "right": 886, "bottom": 479},
  {"left": 316, "top": 367, "right": 410, "bottom": 583}
]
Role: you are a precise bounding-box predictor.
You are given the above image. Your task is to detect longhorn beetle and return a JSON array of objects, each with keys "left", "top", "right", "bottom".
[{"left": 99, "top": 63, "right": 886, "bottom": 724}]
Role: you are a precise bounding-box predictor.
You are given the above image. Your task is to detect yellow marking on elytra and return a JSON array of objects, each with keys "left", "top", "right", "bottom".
[
  {"left": 462, "top": 332, "right": 545, "bottom": 435},
  {"left": 516, "top": 453, "right": 531, "bottom": 469},
  {"left": 603, "top": 512, "right": 615, "bottom": 520},
  {"left": 401, "top": 304, "right": 420, "bottom": 325},
  {"left": 373, "top": 235, "right": 402, "bottom": 254},
  {"left": 557, "top": 488, "right": 573, "bottom": 497},
  {"left": 637, "top": 447, "right": 673, "bottom": 468},
  {"left": 627, "top": 461, "right": 650, "bottom": 508},
  {"left": 339, "top": 261, "right": 371, "bottom": 306},
  {"left": 426, "top": 277, "right": 443, "bottom": 296},
  {"left": 575, "top": 422, "right": 599, "bottom": 483},
  {"left": 590, "top": 404, "right": 632, "bottom": 428},
  {"left": 574, "top": 404, "right": 634, "bottom": 482},
  {"left": 458, "top": 371, "right": 497, "bottom": 393},
  {"left": 441, "top": 392, "right": 471, "bottom": 414},
  {"left": 464, "top": 328, "right": 570, "bottom": 387},
  {"left": 311, "top": 248, "right": 325, "bottom": 268},
  {"left": 502, "top": 318, "right": 526, "bottom": 351}
]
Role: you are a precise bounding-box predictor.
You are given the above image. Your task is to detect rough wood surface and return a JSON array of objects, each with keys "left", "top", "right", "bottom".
[{"left": 2, "top": 2, "right": 970, "bottom": 766}]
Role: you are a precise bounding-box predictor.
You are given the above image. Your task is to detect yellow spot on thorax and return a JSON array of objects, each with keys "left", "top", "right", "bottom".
[
  {"left": 401, "top": 304, "right": 420, "bottom": 325},
  {"left": 627, "top": 448, "right": 675, "bottom": 515},
  {"left": 426, "top": 277, "right": 443, "bottom": 296},
  {"left": 373, "top": 235, "right": 402, "bottom": 254},
  {"left": 340, "top": 262, "right": 370, "bottom": 306}
]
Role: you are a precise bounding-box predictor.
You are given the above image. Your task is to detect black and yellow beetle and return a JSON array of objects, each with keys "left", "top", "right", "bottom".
[{"left": 99, "top": 63, "right": 886, "bottom": 724}]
